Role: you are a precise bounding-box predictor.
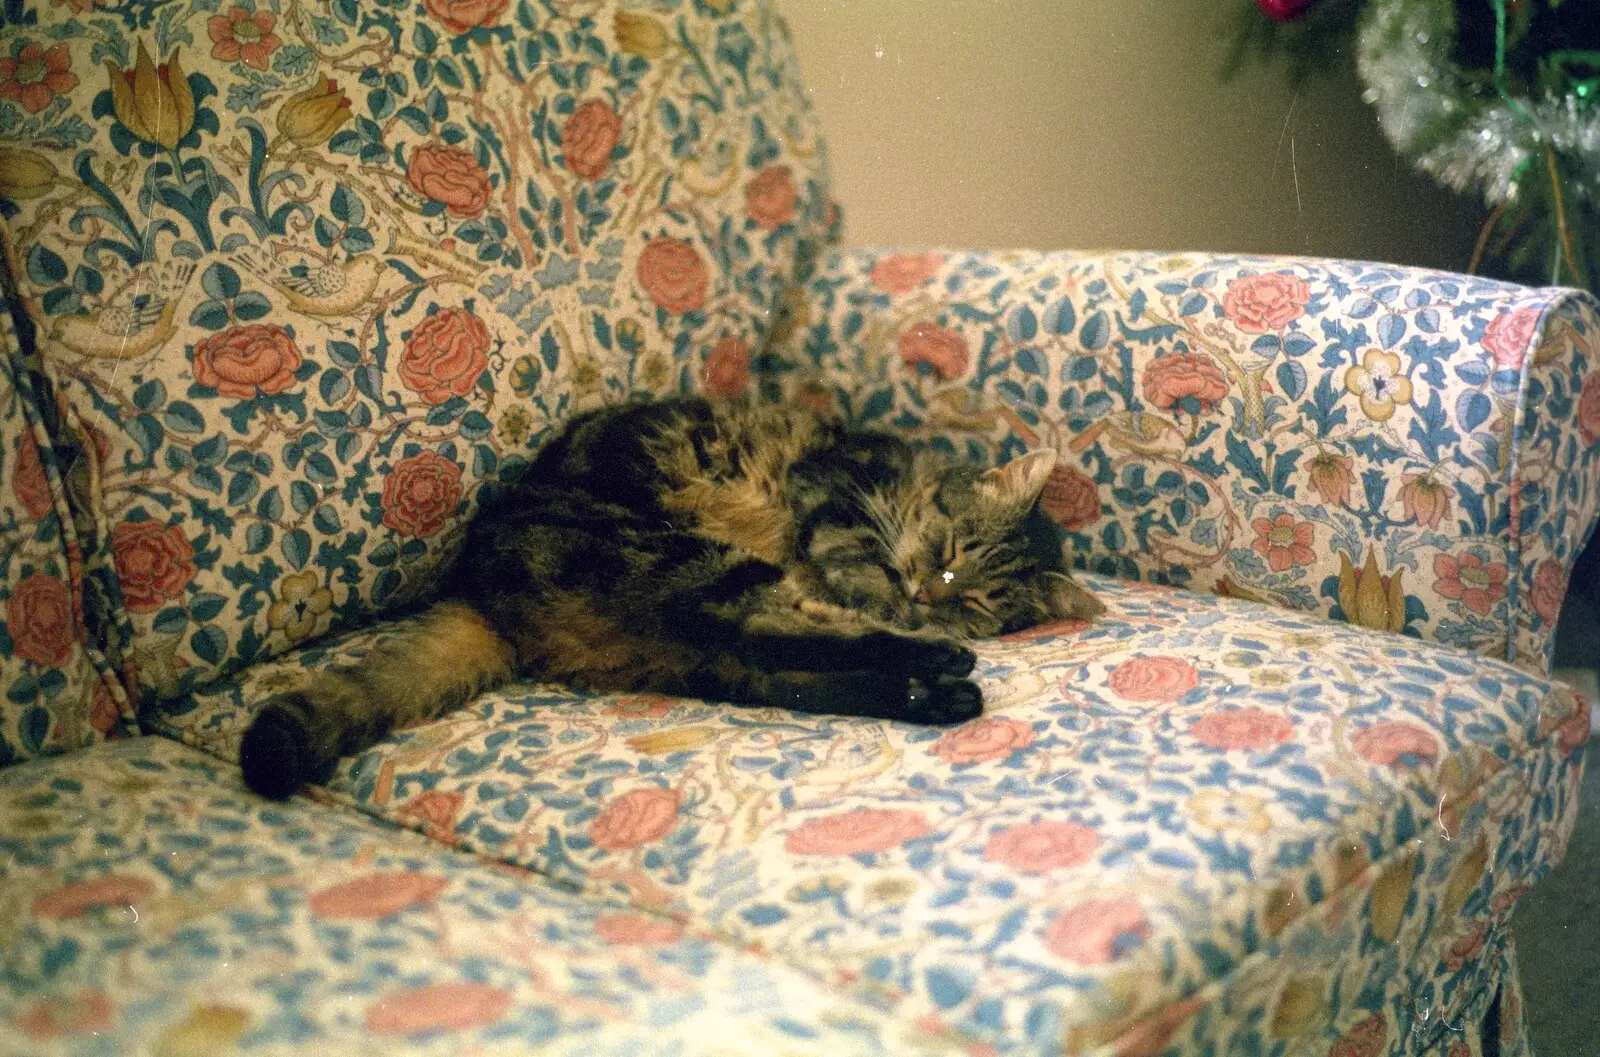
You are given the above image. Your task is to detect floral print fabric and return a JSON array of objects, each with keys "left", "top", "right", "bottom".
[
  {"left": 0, "top": 0, "right": 831, "bottom": 706},
  {"left": 0, "top": 310, "right": 131, "bottom": 765},
  {"left": 2, "top": 1, "right": 1596, "bottom": 1052},
  {"left": 763, "top": 249, "right": 1600, "bottom": 674},
  {"left": 0, "top": 736, "right": 961, "bottom": 1057},
  {"left": 150, "top": 574, "right": 1589, "bottom": 1056}
]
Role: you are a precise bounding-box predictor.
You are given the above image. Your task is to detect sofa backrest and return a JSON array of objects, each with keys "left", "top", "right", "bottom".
[{"left": 0, "top": 0, "right": 831, "bottom": 708}]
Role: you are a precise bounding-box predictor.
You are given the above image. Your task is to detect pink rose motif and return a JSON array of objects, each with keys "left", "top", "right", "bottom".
[
  {"left": 308, "top": 872, "right": 449, "bottom": 919},
  {"left": 1579, "top": 373, "right": 1600, "bottom": 448},
  {"left": 90, "top": 682, "right": 120, "bottom": 735},
  {"left": 1044, "top": 898, "right": 1149, "bottom": 964},
  {"left": 1443, "top": 920, "right": 1488, "bottom": 972},
  {"left": 1481, "top": 307, "right": 1542, "bottom": 371},
  {"left": 1433, "top": 552, "right": 1508, "bottom": 616},
  {"left": 1107, "top": 656, "right": 1199, "bottom": 702},
  {"left": 594, "top": 912, "right": 685, "bottom": 945},
  {"left": 745, "top": 165, "right": 797, "bottom": 231},
  {"left": 111, "top": 520, "right": 196, "bottom": 614},
  {"left": 380, "top": 452, "right": 463, "bottom": 539},
  {"left": 192, "top": 324, "right": 303, "bottom": 399},
  {"left": 932, "top": 717, "right": 1034, "bottom": 764},
  {"left": 982, "top": 820, "right": 1098, "bottom": 874},
  {"left": 1329, "top": 1013, "right": 1387, "bottom": 1057},
  {"left": 870, "top": 252, "right": 944, "bottom": 295},
  {"left": 1556, "top": 693, "right": 1590, "bottom": 757},
  {"left": 1189, "top": 707, "right": 1293, "bottom": 751},
  {"left": 898, "top": 322, "right": 969, "bottom": 380},
  {"left": 32, "top": 875, "right": 154, "bottom": 919},
  {"left": 1105, "top": 998, "right": 1206, "bottom": 1057},
  {"left": 1142, "top": 353, "right": 1229, "bottom": 419},
  {"left": 1529, "top": 559, "right": 1567, "bottom": 627},
  {"left": 407, "top": 142, "right": 492, "bottom": 219},
  {"left": 13, "top": 429, "right": 52, "bottom": 521},
  {"left": 7, "top": 571, "right": 75, "bottom": 669},
  {"left": 602, "top": 694, "right": 675, "bottom": 719},
  {"left": 997, "top": 617, "right": 1091, "bottom": 644},
  {"left": 562, "top": 99, "right": 622, "bottom": 180},
  {"left": 700, "top": 336, "right": 750, "bottom": 398},
  {"left": 422, "top": 0, "right": 508, "bottom": 34},
  {"left": 1039, "top": 465, "right": 1101, "bottom": 531},
  {"left": 400, "top": 308, "right": 491, "bottom": 406},
  {"left": 366, "top": 982, "right": 512, "bottom": 1035},
  {"left": 1351, "top": 721, "right": 1439, "bottom": 768},
  {"left": 1222, "top": 272, "right": 1310, "bottom": 333},
  {"left": 785, "top": 807, "right": 929, "bottom": 856},
  {"left": 12, "top": 989, "right": 113, "bottom": 1039},
  {"left": 637, "top": 238, "right": 710, "bottom": 314},
  {"left": 396, "top": 789, "right": 464, "bottom": 844},
  {"left": 589, "top": 787, "right": 681, "bottom": 850}
]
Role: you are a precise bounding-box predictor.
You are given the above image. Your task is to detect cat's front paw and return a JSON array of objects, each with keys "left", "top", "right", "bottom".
[
  {"left": 865, "top": 631, "right": 976, "bottom": 680},
  {"left": 905, "top": 675, "right": 984, "bottom": 724}
]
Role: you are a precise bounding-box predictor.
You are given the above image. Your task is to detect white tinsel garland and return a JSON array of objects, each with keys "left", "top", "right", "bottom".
[{"left": 1356, "top": 0, "right": 1599, "bottom": 212}]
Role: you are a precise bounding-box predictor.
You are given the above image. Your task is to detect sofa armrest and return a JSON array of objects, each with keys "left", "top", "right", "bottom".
[{"left": 760, "top": 248, "right": 1600, "bottom": 673}]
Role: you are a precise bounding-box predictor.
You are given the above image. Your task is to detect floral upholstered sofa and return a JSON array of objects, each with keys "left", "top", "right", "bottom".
[{"left": 1, "top": 0, "right": 1597, "bottom": 1054}]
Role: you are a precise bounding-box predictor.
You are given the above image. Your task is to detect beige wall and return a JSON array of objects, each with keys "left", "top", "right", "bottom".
[{"left": 783, "top": 0, "right": 1485, "bottom": 271}]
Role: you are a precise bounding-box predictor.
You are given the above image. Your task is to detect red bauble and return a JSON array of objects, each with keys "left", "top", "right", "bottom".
[{"left": 1256, "top": 0, "right": 1314, "bottom": 20}]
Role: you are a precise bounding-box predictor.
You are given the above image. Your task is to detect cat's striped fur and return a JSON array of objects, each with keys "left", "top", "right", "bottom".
[{"left": 239, "top": 397, "right": 1102, "bottom": 799}]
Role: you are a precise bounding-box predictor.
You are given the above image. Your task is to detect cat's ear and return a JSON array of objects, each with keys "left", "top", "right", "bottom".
[
  {"left": 977, "top": 450, "right": 1056, "bottom": 510},
  {"left": 1048, "top": 572, "right": 1106, "bottom": 621}
]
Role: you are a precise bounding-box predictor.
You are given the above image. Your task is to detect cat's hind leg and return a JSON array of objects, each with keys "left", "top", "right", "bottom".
[{"left": 239, "top": 601, "right": 515, "bottom": 800}]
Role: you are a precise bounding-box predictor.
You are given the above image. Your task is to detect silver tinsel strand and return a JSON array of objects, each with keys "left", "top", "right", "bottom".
[{"left": 1356, "top": 0, "right": 1600, "bottom": 211}]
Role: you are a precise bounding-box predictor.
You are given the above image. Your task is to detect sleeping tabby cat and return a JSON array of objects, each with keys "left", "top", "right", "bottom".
[{"left": 240, "top": 397, "right": 1103, "bottom": 799}]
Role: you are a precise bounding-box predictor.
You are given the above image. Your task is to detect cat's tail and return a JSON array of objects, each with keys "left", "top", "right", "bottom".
[{"left": 239, "top": 601, "right": 516, "bottom": 800}]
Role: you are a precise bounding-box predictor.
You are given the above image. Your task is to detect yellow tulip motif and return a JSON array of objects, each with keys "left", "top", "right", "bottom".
[
  {"left": 614, "top": 11, "right": 671, "bottom": 58},
  {"left": 105, "top": 42, "right": 195, "bottom": 151},
  {"left": 1337, "top": 549, "right": 1407, "bottom": 634},
  {"left": 276, "top": 76, "right": 354, "bottom": 148},
  {"left": 152, "top": 1004, "right": 250, "bottom": 1057},
  {"left": 626, "top": 725, "right": 720, "bottom": 755},
  {"left": 1367, "top": 851, "right": 1415, "bottom": 942},
  {"left": 1270, "top": 976, "right": 1325, "bottom": 1038},
  {"left": 0, "top": 148, "right": 58, "bottom": 201}
]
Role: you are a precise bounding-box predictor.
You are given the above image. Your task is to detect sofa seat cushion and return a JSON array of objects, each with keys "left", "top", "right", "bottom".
[
  {"left": 0, "top": 736, "right": 959, "bottom": 1057},
  {"left": 149, "top": 575, "right": 1589, "bottom": 1056}
]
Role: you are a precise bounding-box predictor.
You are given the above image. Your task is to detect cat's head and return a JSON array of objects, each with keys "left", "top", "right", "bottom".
[{"left": 809, "top": 449, "right": 1105, "bottom": 638}]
